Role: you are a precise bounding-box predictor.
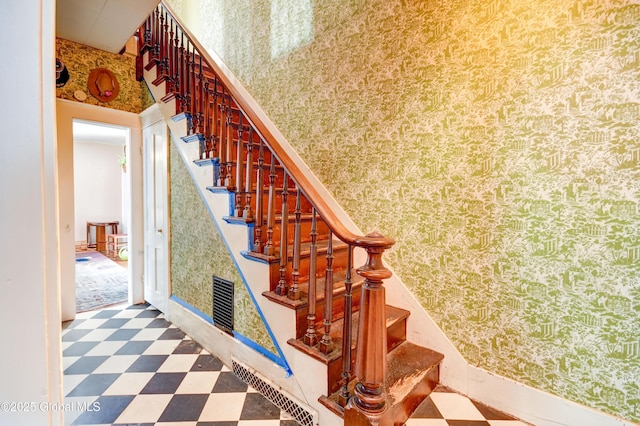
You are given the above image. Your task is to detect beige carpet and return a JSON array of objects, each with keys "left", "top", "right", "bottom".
[{"left": 75, "top": 251, "right": 128, "bottom": 312}]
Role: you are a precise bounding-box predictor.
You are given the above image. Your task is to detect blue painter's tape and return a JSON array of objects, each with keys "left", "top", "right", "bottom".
[
  {"left": 170, "top": 137, "right": 293, "bottom": 377},
  {"left": 169, "top": 295, "right": 291, "bottom": 374},
  {"left": 170, "top": 294, "right": 213, "bottom": 324}
]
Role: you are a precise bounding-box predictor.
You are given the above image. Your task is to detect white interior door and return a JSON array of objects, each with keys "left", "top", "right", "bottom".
[{"left": 143, "top": 119, "right": 169, "bottom": 312}]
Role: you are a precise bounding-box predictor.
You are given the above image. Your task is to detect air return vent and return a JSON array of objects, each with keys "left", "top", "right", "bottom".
[
  {"left": 232, "top": 358, "right": 318, "bottom": 426},
  {"left": 212, "top": 276, "right": 234, "bottom": 334}
]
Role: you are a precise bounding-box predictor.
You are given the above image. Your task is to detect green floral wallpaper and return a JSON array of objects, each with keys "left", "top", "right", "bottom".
[
  {"left": 169, "top": 141, "right": 277, "bottom": 355},
  {"left": 170, "top": 0, "right": 640, "bottom": 421},
  {"left": 55, "top": 37, "right": 153, "bottom": 113}
]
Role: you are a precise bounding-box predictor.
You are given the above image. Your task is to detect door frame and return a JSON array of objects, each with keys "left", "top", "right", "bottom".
[{"left": 56, "top": 99, "right": 145, "bottom": 321}]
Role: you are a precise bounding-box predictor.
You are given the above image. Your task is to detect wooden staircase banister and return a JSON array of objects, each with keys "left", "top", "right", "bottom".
[
  {"left": 139, "top": 3, "right": 418, "bottom": 424},
  {"left": 156, "top": 2, "right": 394, "bottom": 252}
]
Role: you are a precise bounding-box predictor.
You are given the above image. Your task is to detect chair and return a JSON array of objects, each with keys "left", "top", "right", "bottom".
[{"left": 107, "top": 234, "right": 128, "bottom": 259}]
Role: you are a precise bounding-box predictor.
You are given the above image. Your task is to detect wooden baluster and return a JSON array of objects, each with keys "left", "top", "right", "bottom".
[
  {"left": 288, "top": 189, "right": 302, "bottom": 301},
  {"left": 346, "top": 234, "right": 394, "bottom": 420},
  {"left": 211, "top": 78, "right": 218, "bottom": 157},
  {"left": 167, "top": 19, "right": 174, "bottom": 92},
  {"left": 303, "top": 209, "right": 318, "bottom": 346},
  {"left": 338, "top": 246, "right": 354, "bottom": 406},
  {"left": 275, "top": 173, "right": 289, "bottom": 296},
  {"left": 183, "top": 40, "right": 191, "bottom": 116},
  {"left": 319, "top": 231, "right": 334, "bottom": 353},
  {"left": 173, "top": 22, "right": 180, "bottom": 98},
  {"left": 201, "top": 79, "right": 210, "bottom": 159},
  {"left": 244, "top": 127, "right": 254, "bottom": 221},
  {"left": 254, "top": 138, "right": 265, "bottom": 252},
  {"left": 198, "top": 56, "right": 204, "bottom": 134},
  {"left": 195, "top": 56, "right": 205, "bottom": 158},
  {"left": 153, "top": 9, "right": 160, "bottom": 61},
  {"left": 235, "top": 115, "right": 244, "bottom": 215},
  {"left": 263, "top": 155, "right": 276, "bottom": 256},
  {"left": 156, "top": 10, "right": 163, "bottom": 68},
  {"left": 189, "top": 49, "right": 197, "bottom": 134},
  {"left": 161, "top": 11, "right": 168, "bottom": 75},
  {"left": 144, "top": 10, "right": 152, "bottom": 46},
  {"left": 224, "top": 95, "right": 233, "bottom": 188},
  {"left": 216, "top": 92, "right": 227, "bottom": 186},
  {"left": 178, "top": 33, "right": 185, "bottom": 112}
]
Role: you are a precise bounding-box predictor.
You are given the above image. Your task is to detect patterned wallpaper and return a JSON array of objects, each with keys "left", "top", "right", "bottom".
[
  {"left": 170, "top": 0, "right": 640, "bottom": 421},
  {"left": 169, "top": 141, "right": 277, "bottom": 355},
  {"left": 55, "top": 37, "right": 153, "bottom": 113}
]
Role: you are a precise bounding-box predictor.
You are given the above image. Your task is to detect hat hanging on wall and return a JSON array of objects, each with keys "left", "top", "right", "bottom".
[
  {"left": 87, "top": 67, "right": 120, "bottom": 102},
  {"left": 56, "top": 58, "right": 69, "bottom": 87}
]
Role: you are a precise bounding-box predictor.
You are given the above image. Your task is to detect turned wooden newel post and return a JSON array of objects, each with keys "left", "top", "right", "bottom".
[{"left": 346, "top": 231, "right": 394, "bottom": 425}]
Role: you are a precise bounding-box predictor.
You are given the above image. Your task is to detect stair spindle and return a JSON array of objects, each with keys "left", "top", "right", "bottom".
[
  {"left": 201, "top": 79, "right": 210, "bottom": 159},
  {"left": 303, "top": 209, "right": 319, "bottom": 346},
  {"left": 173, "top": 22, "right": 180, "bottom": 97},
  {"left": 197, "top": 56, "right": 204, "bottom": 135},
  {"left": 254, "top": 138, "right": 265, "bottom": 252},
  {"left": 338, "top": 245, "right": 354, "bottom": 406},
  {"left": 161, "top": 11, "right": 168, "bottom": 76},
  {"left": 153, "top": 8, "right": 160, "bottom": 61},
  {"left": 216, "top": 91, "right": 226, "bottom": 186},
  {"left": 263, "top": 156, "right": 276, "bottom": 256},
  {"left": 178, "top": 33, "right": 186, "bottom": 112},
  {"left": 211, "top": 78, "right": 218, "bottom": 156},
  {"left": 235, "top": 115, "right": 245, "bottom": 214},
  {"left": 189, "top": 48, "right": 197, "bottom": 134},
  {"left": 275, "top": 173, "right": 289, "bottom": 296},
  {"left": 243, "top": 127, "right": 254, "bottom": 221},
  {"left": 183, "top": 40, "right": 191, "bottom": 116},
  {"left": 319, "top": 231, "right": 334, "bottom": 353},
  {"left": 167, "top": 19, "right": 175, "bottom": 93},
  {"left": 288, "top": 189, "right": 302, "bottom": 301},
  {"left": 224, "top": 95, "right": 233, "bottom": 188}
]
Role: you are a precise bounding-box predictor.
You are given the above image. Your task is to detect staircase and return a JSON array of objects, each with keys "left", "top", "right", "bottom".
[{"left": 137, "top": 3, "right": 444, "bottom": 425}]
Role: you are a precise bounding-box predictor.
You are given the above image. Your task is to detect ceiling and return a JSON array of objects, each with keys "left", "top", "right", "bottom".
[
  {"left": 56, "top": 0, "right": 160, "bottom": 53},
  {"left": 57, "top": 1, "right": 159, "bottom": 143},
  {"left": 73, "top": 121, "right": 129, "bottom": 146}
]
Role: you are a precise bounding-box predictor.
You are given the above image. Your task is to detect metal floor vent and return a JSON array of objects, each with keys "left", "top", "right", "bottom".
[
  {"left": 212, "top": 276, "right": 234, "bottom": 334},
  {"left": 232, "top": 359, "right": 318, "bottom": 426}
]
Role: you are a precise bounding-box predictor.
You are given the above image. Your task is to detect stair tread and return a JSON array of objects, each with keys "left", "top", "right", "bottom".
[
  {"left": 245, "top": 238, "right": 347, "bottom": 263},
  {"left": 262, "top": 270, "right": 364, "bottom": 309},
  {"left": 287, "top": 305, "right": 410, "bottom": 364},
  {"left": 385, "top": 341, "right": 444, "bottom": 404},
  {"left": 319, "top": 341, "right": 444, "bottom": 419}
]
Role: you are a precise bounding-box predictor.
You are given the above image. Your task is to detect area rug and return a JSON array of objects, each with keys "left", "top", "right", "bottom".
[{"left": 76, "top": 251, "right": 128, "bottom": 312}]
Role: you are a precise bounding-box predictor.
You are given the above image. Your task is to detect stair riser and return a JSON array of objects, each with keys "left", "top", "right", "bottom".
[
  {"left": 266, "top": 245, "right": 350, "bottom": 291},
  {"left": 268, "top": 217, "right": 331, "bottom": 247},
  {"left": 294, "top": 286, "right": 363, "bottom": 340}
]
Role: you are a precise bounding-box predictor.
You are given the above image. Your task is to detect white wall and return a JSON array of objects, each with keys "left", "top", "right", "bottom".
[
  {"left": 73, "top": 141, "right": 124, "bottom": 241},
  {"left": 0, "top": 1, "right": 63, "bottom": 425}
]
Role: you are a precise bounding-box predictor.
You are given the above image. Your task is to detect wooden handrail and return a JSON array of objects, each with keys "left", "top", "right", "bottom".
[{"left": 158, "top": 1, "right": 395, "bottom": 252}]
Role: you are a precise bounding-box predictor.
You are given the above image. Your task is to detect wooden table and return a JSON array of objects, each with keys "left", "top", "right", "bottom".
[{"left": 86, "top": 221, "right": 119, "bottom": 254}]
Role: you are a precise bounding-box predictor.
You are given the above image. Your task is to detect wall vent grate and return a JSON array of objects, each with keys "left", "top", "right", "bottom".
[
  {"left": 212, "top": 276, "right": 234, "bottom": 334},
  {"left": 232, "top": 359, "right": 317, "bottom": 426}
]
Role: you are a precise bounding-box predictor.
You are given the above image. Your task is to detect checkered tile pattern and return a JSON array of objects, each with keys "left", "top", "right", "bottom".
[
  {"left": 62, "top": 303, "right": 298, "bottom": 425},
  {"left": 406, "top": 388, "right": 529, "bottom": 425},
  {"left": 63, "top": 303, "right": 528, "bottom": 426}
]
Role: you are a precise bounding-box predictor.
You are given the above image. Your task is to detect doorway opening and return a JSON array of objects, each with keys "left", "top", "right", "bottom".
[{"left": 72, "top": 119, "right": 131, "bottom": 312}]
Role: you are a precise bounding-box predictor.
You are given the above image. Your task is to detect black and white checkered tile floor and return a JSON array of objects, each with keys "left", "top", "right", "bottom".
[{"left": 62, "top": 303, "right": 527, "bottom": 426}]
